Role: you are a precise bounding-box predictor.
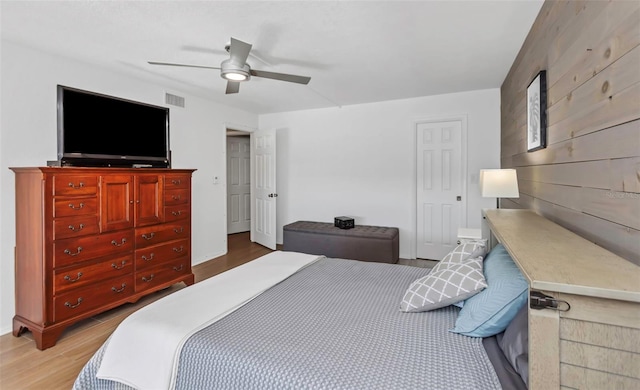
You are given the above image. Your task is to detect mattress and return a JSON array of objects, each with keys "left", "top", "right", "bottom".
[{"left": 73, "top": 255, "right": 502, "bottom": 390}]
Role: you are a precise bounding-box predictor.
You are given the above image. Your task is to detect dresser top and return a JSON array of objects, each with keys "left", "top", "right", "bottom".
[{"left": 10, "top": 167, "right": 196, "bottom": 174}]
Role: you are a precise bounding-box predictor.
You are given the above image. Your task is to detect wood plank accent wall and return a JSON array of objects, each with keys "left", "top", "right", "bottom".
[{"left": 500, "top": 0, "right": 640, "bottom": 265}]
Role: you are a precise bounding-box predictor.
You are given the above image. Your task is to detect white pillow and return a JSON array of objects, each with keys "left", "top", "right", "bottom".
[{"left": 400, "top": 256, "right": 487, "bottom": 312}]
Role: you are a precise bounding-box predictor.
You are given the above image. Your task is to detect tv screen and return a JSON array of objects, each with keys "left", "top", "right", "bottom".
[{"left": 57, "top": 85, "right": 170, "bottom": 167}]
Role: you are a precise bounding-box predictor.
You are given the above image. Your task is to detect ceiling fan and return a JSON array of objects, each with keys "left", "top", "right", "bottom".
[{"left": 148, "top": 37, "right": 311, "bottom": 94}]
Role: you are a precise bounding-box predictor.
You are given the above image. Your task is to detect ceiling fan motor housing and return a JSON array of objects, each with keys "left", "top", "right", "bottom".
[{"left": 220, "top": 59, "right": 251, "bottom": 81}]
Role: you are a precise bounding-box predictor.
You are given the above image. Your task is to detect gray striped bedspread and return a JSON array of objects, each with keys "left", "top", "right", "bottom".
[{"left": 73, "top": 257, "right": 501, "bottom": 390}]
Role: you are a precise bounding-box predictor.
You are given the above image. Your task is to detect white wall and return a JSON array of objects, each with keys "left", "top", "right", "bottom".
[
  {"left": 259, "top": 89, "right": 501, "bottom": 258},
  {"left": 0, "top": 41, "right": 258, "bottom": 334}
]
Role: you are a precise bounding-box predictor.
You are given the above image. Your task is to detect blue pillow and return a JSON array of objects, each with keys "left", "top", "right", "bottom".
[{"left": 450, "top": 243, "right": 528, "bottom": 337}]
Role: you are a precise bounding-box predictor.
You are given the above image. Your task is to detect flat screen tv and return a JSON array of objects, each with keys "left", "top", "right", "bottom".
[{"left": 57, "top": 85, "right": 170, "bottom": 168}]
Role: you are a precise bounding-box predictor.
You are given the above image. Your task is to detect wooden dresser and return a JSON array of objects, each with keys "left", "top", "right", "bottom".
[
  {"left": 10, "top": 167, "right": 196, "bottom": 350},
  {"left": 483, "top": 209, "right": 640, "bottom": 389}
]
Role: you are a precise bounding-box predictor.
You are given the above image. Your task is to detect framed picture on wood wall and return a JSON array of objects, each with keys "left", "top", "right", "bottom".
[{"left": 527, "top": 70, "right": 547, "bottom": 152}]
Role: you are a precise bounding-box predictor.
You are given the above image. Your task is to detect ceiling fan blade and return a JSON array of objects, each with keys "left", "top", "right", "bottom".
[
  {"left": 228, "top": 37, "right": 252, "bottom": 66},
  {"left": 250, "top": 69, "right": 311, "bottom": 85},
  {"left": 226, "top": 81, "right": 240, "bottom": 94},
  {"left": 148, "top": 61, "right": 221, "bottom": 70}
]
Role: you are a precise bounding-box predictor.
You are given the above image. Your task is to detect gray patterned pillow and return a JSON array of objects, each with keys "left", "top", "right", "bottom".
[
  {"left": 441, "top": 241, "right": 488, "bottom": 265},
  {"left": 400, "top": 256, "right": 487, "bottom": 312}
]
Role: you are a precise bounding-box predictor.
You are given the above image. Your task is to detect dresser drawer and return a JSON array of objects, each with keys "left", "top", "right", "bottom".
[
  {"left": 52, "top": 175, "right": 98, "bottom": 196},
  {"left": 54, "top": 254, "right": 133, "bottom": 294},
  {"left": 53, "top": 274, "right": 135, "bottom": 322},
  {"left": 164, "top": 188, "right": 189, "bottom": 206},
  {"left": 135, "top": 223, "right": 191, "bottom": 248},
  {"left": 135, "top": 256, "right": 191, "bottom": 293},
  {"left": 54, "top": 230, "right": 134, "bottom": 268},
  {"left": 165, "top": 205, "right": 191, "bottom": 222},
  {"left": 164, "top": 174, "right": 190, "bottom": 190},
  {"left": 135, "top": 238, "right": 189, "bottom": 270},
  {"left": 53, "top": 196, "right": 98, "bottom": 218},
  {"left": 53, "top": 216, "right": 99, "bottom": 240}
]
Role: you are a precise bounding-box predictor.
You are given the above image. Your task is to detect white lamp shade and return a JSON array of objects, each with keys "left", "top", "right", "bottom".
[{"left": 480, "top": 169, "right": 519, "bottom": 198}]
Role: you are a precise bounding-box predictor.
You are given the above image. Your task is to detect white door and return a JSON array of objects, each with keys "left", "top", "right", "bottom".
[
  {"left": 227, "top": 136, "right": 251, "bottom": 234},
  {"left": 416, "top": 120, "right": 465, "bottom": 260},
  {"left": 251, "top": 128, "right": 277, "bottom": 250}
]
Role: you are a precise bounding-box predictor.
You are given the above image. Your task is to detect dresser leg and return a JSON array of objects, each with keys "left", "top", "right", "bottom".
[
  {"left": 12, "top": 317, "right": 65, "bottom": 350},
  {"left": 34, "top": 328, "right": 65, "bottom": 350},
  {"left": 12, "top": 318, "right": 27, "bottom": 337}
]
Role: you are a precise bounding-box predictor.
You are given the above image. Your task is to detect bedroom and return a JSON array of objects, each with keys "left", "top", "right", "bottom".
[{"left": 1, "top": 0, "right": 639, "bottom": 389}]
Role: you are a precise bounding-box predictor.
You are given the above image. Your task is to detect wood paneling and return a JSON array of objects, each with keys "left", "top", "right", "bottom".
[
  {"left": 500, "top": 0, "right": 640, "bottom": 264},
  {"left": 560, "top": 340, "right": 640, "bottom": 378},
  {"left": 561, "top": 363, "right": 640, "bottom": 390},
  {"left": 560, "top": 318, "right": 640, "bottom": 353}
]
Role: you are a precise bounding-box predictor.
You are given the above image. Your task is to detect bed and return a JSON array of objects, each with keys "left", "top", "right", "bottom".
[
  {"left": 74, "top": 209, "right": 639, "bottom": 390},
  {"left": 72, "top": 244, "right": 531, "bottom": 390}
]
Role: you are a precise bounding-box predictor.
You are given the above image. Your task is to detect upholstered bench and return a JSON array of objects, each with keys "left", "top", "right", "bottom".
[{"left": 283, "top": 221, "right": 399, "bottom": 264}]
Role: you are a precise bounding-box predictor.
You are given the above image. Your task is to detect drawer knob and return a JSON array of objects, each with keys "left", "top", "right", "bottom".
[
  {"left": 172, "top": 195, "right": 181, "bottom": 201},
  {"left": 63, "top": 272, "right": 83, "bottom": 283},
  {"left": 68, "top": 202, "right": 85, "bottom": 210},
  {"left": 64, "top": 247, "right": 83, "bottom": 257},
  {"left": 142, "top": 274, "right": 155, "bottom": 282},
  {"left": 141, "top": 233, "right": 155, "bottom": 240},
  {"left": 142, "top": 253, "right": 155, "bottom": 262},
  {"left": 171, "top": 179, "right": 181, "bottom": 185},
  {"left": 68, "top": 223, "right": 85, "bottom": 232},
  {"left": 173, "top": 246, "right": 184, "bottom": 253},
  {"left": 68, "top": 182, "right": 85, "bottom": 189},
  {"left": 111, "top": 261, "right": 127, "bottom": 270},
  {"left": 64, "top": 298, "right": 83, "bottom": 309},
  {"left": 173, "top": 227, "right": 184, "bottom": 234},
  {"left": 111, "top": 238, "right": 127, "bottom": 247},
  {"left": 172, "top": 210, "right": 182, "bottom": 216},
  {"left": 173, "top": 264, "right": 184, "bottom": 272},
  {"left": 111, "top": 283, "right": 126, "bottom": 293}
]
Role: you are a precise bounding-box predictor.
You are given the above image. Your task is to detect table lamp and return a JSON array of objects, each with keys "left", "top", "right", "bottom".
[{"left": 480, "top": 169, "right": 519, "bottom": 208}]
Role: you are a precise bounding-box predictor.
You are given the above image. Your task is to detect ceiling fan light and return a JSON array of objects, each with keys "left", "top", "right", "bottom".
[
  {"left": 220, "top": 60, "right": 250, "bottom": 82},
  {"left": 223, "top": 72, "right": 248, "bottom": 81}
]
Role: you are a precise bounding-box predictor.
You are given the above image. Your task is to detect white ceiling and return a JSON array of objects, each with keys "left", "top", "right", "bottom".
[{"left": 1, "top": 1, "right": 543, "bottom": 115}]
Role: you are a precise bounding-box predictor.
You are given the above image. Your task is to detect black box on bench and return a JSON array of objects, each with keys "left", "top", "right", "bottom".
[{"left": 334, "top": 216, "right": 355, "bottom": 229}]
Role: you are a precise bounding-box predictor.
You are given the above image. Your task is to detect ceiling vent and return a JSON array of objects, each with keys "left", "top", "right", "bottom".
[{"left": 165, "top": 92, "right": 185, "bottom": 108}]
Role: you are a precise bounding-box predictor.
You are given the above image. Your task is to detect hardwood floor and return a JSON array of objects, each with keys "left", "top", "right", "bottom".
[{"left": 0, "top": 232, "right": 273, "bottom": 390}]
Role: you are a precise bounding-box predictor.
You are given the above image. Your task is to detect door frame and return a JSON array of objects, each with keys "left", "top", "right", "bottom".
[
  {"left": 411, "top": 114, "right": 468, "bottom": 260},
  {"left": 223, "top": 122, "right": 257, "bottom": 243}
]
